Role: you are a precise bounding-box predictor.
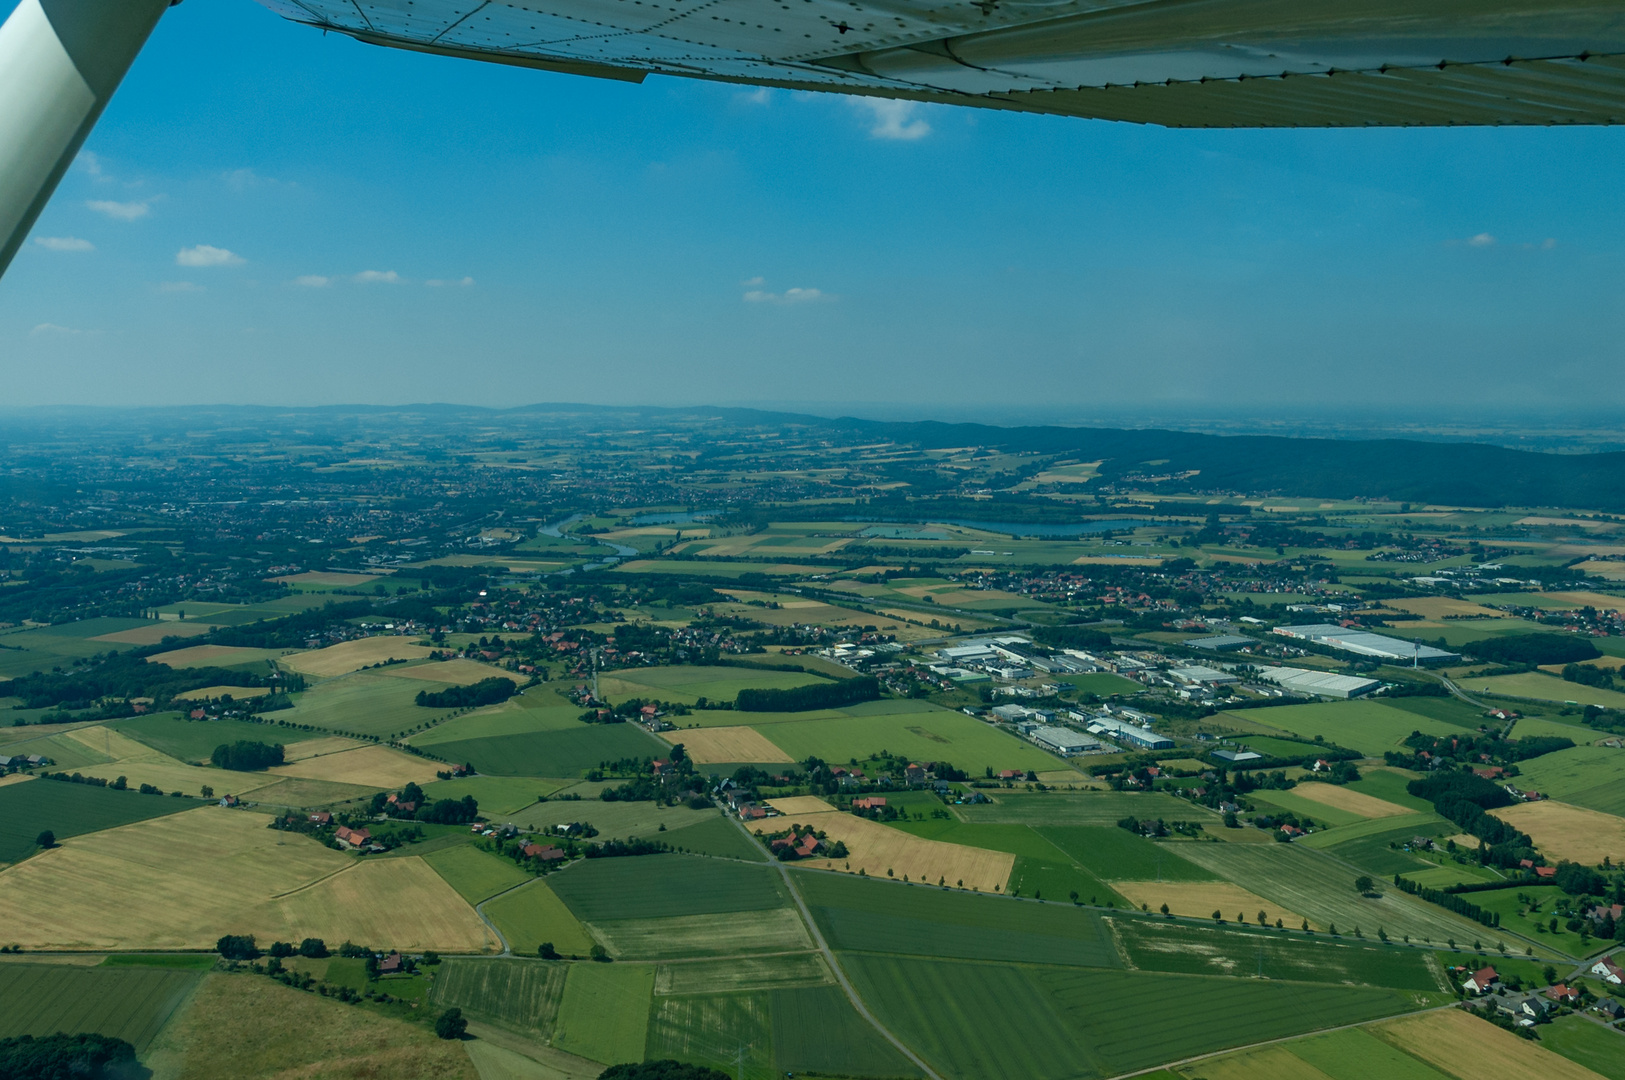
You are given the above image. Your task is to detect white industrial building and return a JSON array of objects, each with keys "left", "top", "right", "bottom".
[
  {"left": 1255, "top": 666, "right": 1381, "bottom": 699},
  {"left": 1272, "top": 624, "right": 1459, "bottom": 665},
  {"left": 1087, "top": 719, "right": 1174, "bottom": 751},
  {"left": 1030, "top": 726, "right": 1101, "bottom": 756},
  {"left": 1169, "top": 665, "right": 1239, "bottom": 686}
]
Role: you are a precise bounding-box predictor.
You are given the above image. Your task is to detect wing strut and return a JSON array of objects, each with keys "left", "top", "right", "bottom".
[{"left": 0, "top": 0, "right": 173, "bottom": 279}]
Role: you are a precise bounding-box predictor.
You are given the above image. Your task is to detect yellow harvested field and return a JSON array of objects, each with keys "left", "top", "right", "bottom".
[
  {"left": 61, "top": 726, "right": 277, "bottom": 795},
  {"left": 148, "top": 644, "right": 287, "bottom": 668},
  {"left": 1111, "top": 881, "right": 1315, "bottom": 929},
  {"left": 1071, "top": 555, "right": 1168, "bottom": 567},
  {"left": 1542, "top": 590, "right": 1625, "bottom": 612},
  {"left": 765, "top": 796, "right": 840, "bottom": 816},
  {"left": 1384, "top": 597, "right": 1505, "bottom": 620},
  {"left": 175, "top": 685, "right": 271, "bottom": 701},
  {"left": 280, "top": 637, "right": 435, "bottom": 676},
  {"left": 0, "top": 772, "right": 35, "bottom": 789},
  {"left": 1288, "top": 783, "right": 1412, "bottom": 819},
  {"left": 389, "top": 658, "right": 524, "bottom": 685},
  {"left": 668, "top": 727, "right": 793, "bottom": 765},
  {"left": 1375, "top": 1007, "right": 1608, "bottom": 1080},
  {"left": 1571, "top": 561, "right": 1625, "bottom": 580},
  {"left": 270, "top": 743, "right": 441, "bottom": 788},
  {"left": 1491, "top": 800, "right": 1625, "bottom": 863},
  {"left": 279, "top": 735, "right": 366, "bottom": 762},
  {"left": 0, "top": 808, "right": 494, "bottom": 951},
  {"left": 269, "top": 571, "right": 381, "bottom": 586},
  {"left": 91, "top": 621, "right": 215, "bottom": 645},
  {"left": 1540, "top": 655, "right": 1625, "bottom": 675},
  {"left": 790, "top": 813, "right": 1014, "bottom": 891}
]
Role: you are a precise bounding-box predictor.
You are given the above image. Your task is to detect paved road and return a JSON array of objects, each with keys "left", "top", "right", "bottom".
[{"left": 729, "top": 816, "right": 947, "bottom": 1080}]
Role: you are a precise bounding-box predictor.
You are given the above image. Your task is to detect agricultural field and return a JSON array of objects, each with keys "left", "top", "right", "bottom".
[
  {"left": 1110, "top": 881, "right": 1312, "bottom": 928},
  {"left": 653, "top": 953, "right": 831, "bottom": 995},
  {"left": 1286, "top": 782, "right": 1415, "bottom": 819},
  {"left": 431, "top": 957, "right": 570, "bottom": 1038},
  {"left": 661, "top": 724, "right": 792, "bottom": 764},
  {"left": 1472, "top": 671, "right": 1625, "bottom": 708},
  {"left": 1246, "top": 789, "right": 1372, "bottom": 828},
  {"left": 661, "top": 815, "right": 768, "bottom": 861},
  {"left": 1227, "top": 700, "right": 1470, "bottom": 755},
  {"left": 1492, "top": 800, "right": 1625, "bottom": 862},
  {"left": 145, "top": 971, "right": 478, "bottom": 1080},
  {"left": 268, "top": 742, "right": 440, "bottom": 788},
  {"left": 0, "top": 807, "right": 495, "bottom": 951},
  {"left": 147, "top": 644, "right": 290, "bottom": 668},
  {"left": 552, "top": 961, "right": 654, "bottom": 1065},
  {"left": 0, "top": 961, "right": 201, "bottom": 1053},
  {"left": 428, "top": 723, "right": 670, "bottom": 777},
  {"left": 410, "top": 698, "right": 586, "bottom": 746},
  {"left": 1107, "top": 917, "right": 1443, "bottom": 989},
  {"left": 798, "top": 870, "right": 1121, "bottom": 967},
  {"left": 0, "top": 729, "right": 115, "bottom": 769},
  {"left": 1179, "top": 1027, "right": 1457, "bottom": 1080},
  {"left": 1373, "top": 1007, "right": 1609, "bottom": 1080},
  {"left": 482, "top": 879, "right": 598, "bottom": 956},
  {"left": 420, "top": 774, "right": 564, "bottom": 814},
  {"left": 389, "top": 657, "right": 525, "bottom": 685},
  {"left": 0, "top": 775, "right": 197, "bottom": 863},
  {"left": 1513, "top": 746, "right": 1625, "bottom": 816},
  {"left": 1058, "top": 672, "right": 1145, "bottom": 696},
  {"left": 1343, "top": 767, "right": 1436, "bottom": 813},
  {"left": 597, "top": 664, "right": 827, "bottom": 705},
  {"left": 1174, "top": 842, "right": 1491, "bottom": 945},
  {"left": 590, "top": 907, "right": 812, "bottom": 960},
  {"left": 232, "top": 776, "right": 380, "bottom": 808},
  {"left": 1537, "top": 1015, "right": 1625, "bottom": 1080},
  {"left": 752, "top": 706, "right": 1068, "bottom": 776},
  {"left": 549, "top": 854, "right": 788, "bottom": 922},
  {"left": 957, "top": 790, "right": 1201, "bottom": 826},
  {"left": 174, "top": 684, "right": 271, "bottom": 701},
  {"left": 423, "top": 843, "right": 533, "bottom": 903},
  {"left": 278, "top": 637, "right": 436, "bottom": 676},
  {"left": 845, "top": 954, "right": 1437, "bottom": 1080},
  {"left": 645, "top": 991, "right": 773, "bottom": 1078},
  {"left": 799, "top": 811, "right": 1016, "bottom": 890},
  {"left": 110, "top": 714, "right": 332, "bottom": 763},
  {"left": 275, "top": 672, "right": 445, "bottom": 738},
  {"left": 50, "top": 725, "right": 280, "bottom": 797},
  {"left": 1468, "top": 886, "right": 1592, "bottom": 955}
]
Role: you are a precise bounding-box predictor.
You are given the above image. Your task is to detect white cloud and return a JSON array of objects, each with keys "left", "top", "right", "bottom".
[
  {"left": 1467, "top": 232, "right": 1495, "bottom": 247},
  {"left": 1543, "top": 237, "right": 1557, "bottom": 249},
  {"left": 744, "top": 286, "right": 829, "bottom": 304},
  {"left": 741, "top": 276, "right": 765, "bottom": 287},
  {"left": 425, "top": 276, "right": 475, "bottom": 287},
  {"left": 737, "top": 87, "right": 774, "bottom": 105},
  {"left": 158, "top": 281, "right": 204, "bottom": 293},
  {"left": 31, "top": 323, "right": 84, "bottom": 335},
  {"left": 293, "top": 275, "right": 331, "bottom": 288},
  {"left": 852, "top": 98, "right": 931, "bottom": 140},
  {"left": 177, "top": 244, "right": 244, "bottom": 267},
  {"left": 353, "top": 270, "right": 402, "bottom": 284},
  {"left": 35, "top": 236, "right": 93, "bottom": 252},
  {"left": 87, "top": 199, "right": 151, "bottom": 221},
  {"left": 80, "top": 152, "right": 103, "bottom": 178}
]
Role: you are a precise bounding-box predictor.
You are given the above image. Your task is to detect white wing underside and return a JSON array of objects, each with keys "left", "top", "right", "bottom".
[{"left": 254, "top": 0, "right": 1625, "bottom": 125}]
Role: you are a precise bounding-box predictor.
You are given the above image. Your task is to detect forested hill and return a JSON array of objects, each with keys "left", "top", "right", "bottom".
[{"left": 827, "top": 418, "right": 1625, "bottom": 510}]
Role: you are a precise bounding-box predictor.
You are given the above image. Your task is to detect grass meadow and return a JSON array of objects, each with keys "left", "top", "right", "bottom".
[
  {"left": 410, "top": 700, "right": 586, "bottom": 747},
  {"left": 111, "top": 714, "right": 331, "bottom": 763},
  {"left": 1536, "top": 1015, "right": 1625, "bottom": 1080},
  {"left": 598, "top": 665, "right": 826, "bottom": 705},
  {"left": 754, "top": 708, "right": 1066, "bottom": 776},
  {"left": 419, "top": 775, "right": 565, "bottom": 815},
  {"left": 482, "top": 880, "right": 598, "bottom": 957},
  {"left": 1475, "top": 671, "right": 1625, "bottom": 708},
  {"left": 1107, "top": 917, "right": 1442, "bottom": 989},
  {"left": 0, "top": 962, "right": 201, "bottom": 1053},
  {"left": 1226, "top": 701, "right": 1467, "bottom": 755},
  {"left": 1514, "top": 745, "right": 1625, "bottom": 816},
  {"left": 422, "top": 844, "right": 532, "bottom": 904},
  {"left": 552, "top": 962, "right": 655, "bottom": 1065},
  {"left": 0, "top": 777, "right": 194, "bottom": 863},
  {"left": 957, "top": 790, "right": 1199, "bottom": 826},
  {"left": 276, "top": 672, "right": 443, "bottom": 738},
  {"left": 662, "top": 815, "right": 769, "bottom": 861}
]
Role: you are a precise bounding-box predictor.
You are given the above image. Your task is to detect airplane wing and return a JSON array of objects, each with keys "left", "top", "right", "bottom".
[{"left": 256, "top": 0, "right": 1625, "bottom": 126}]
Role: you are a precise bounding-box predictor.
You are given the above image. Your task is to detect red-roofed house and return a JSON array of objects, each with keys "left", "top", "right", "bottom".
[
  {"left": 852, "top": 797, "right": 887, "bottom": 810},
  {"left": 1547, "top": 984, "right": 1580, "bottom": 1004},
  {"left": 308, "top": 812, "right": 331, "bottom": 825},
  {"left": 522, "top": 843, "right": 566, "bottom": 861},
  {"left": 1592, "top": 956, "right": 1625, "bottom": 986},
  {"left": 1463, "top": 966, "right": 1499, "bottom": 994},
  {"left": 377, "top": 952, "right": 403, "bottom": 974},
  {"left": 335, "top": 826, "right": 371, "bottom": 849},
  {"left": 1534, "top": 866, "right": 1557, "bottom": 879}
]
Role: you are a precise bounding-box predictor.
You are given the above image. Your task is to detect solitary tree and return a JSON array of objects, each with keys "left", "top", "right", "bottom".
[
  {"left": 1354, "top": 875, "right": 1375, "bottom": 896},
  {"left": 34, "top": 830, "right": 54, "bottom": 849},
  {"left": 434, "top": 1008, "right": 468, "bottom": 1040},
  {"left": 538, "top": 942, "right": 560, "bottom": 960}
]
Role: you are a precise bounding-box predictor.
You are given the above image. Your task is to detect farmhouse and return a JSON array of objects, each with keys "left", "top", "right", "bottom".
[
  {"left": 1462, "top": 966, "right": 1499, "bottom": 994},
  {"left": 377, "top": 952, "right": 403, "bottom": 974},
  {"left": 335, "top": 826, "right": 372, "bottom": 849},
  {"left": 1546, "top": 984, "right": 1579, "bottom": 1004},
  {"left": 521, "top": 843, "right": 566, "bottom": 861},
  {"left": 853, "top": 797, "right": 887, "bottom": 810},
  {"left": 308, "top": 812, "right": 331, "bottom": 824},
  {"left": 1591, "top": 956, "right": 1624, "bottom": 985}
]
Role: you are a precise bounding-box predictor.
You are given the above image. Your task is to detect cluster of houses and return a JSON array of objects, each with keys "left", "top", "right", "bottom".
[{"left": 1460, "top": 960, "right": 1625, "bottom": 1026}]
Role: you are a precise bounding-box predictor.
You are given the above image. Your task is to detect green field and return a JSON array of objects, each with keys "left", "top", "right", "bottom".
[
  {"left": 957, "top": 790, "right": 1202, "bottom": 826},
  {"left": 510, "top": 798, "right": 715, "bottom": 838},
  {"left": 1175, "top": 842, "right": 1491, "bottom": 945},
  {"left": 0, "top": 730, "right": 117, "bottom": 769},
  {"left": 410, "top": 700, "right": 586, "bottom": 747},
  {"left": 1343, "top": 768, "right": 1435, "bottom": 813},
  {"left": 0, "top": 778, "right": 196, "bottom": 863},
  {"left": 419, "top": 775, "right": 565, "bottom": 815},
  {"left": 552, "top": 962, "right": 654, "bottom": 1065},
  {"left": 753, "top": 708, "right": 1066, "bottom": 776},
  {"left": 1474, "top": 671, "right": 1625, "bottom": 709},
  {"left": 550, "top": 854, "right": 788, "bottom": 922},
  {"left": 423, "top": 843, "right": 533, "bottom": 904},
  {"left": 1057, "top": 673, "right": 1144, "bottom": 697},
  {"left": 1227, "top": 700, "right": 1468, "bottom": 755},
  {"left": 1514, "top": 745, "right": 1625, "bottom": 816},
  {"left": 653, "top": 954, "right": 831, "bottom": 995},
  {"left": 1538, "top": 1014, "right": 1625, "bottom": 1080},
  {"left": 278, "top": 672, "right": 450, "bottom": 738},
  {"left": 1038, "top": 826, "right": 1219, "bottom": 882},
  {"left": 482, "top": 879, "right": 598, "bottom": 957},
  {"left": 1107, "top": 917, "right": 1441, "bottom": 989},
  {"left": 100, "top": 954, "right": 219, "bottom": 970},
  {"left": 1225, "top": 1026, "right": 1457, "bottom": 1080},
  {"left": 888, "top": 819, "right": 1128, "bottom": 902},
  {"left": 844, "top": 955, "right": 1435, "bottom": 1080},
  {"left": 769, "top": 984, "right": 923, "bottom": 1078},
  {"left": 1382, "top": 695, "right": 1498, "bottom": 728},
  {"left": 662, "top": 815, "right": 767, "bottom": 861},
  {"left": 430, "top": 957, "right": 568, "bottom": 1038},
  {"left": 1308, "top": 816, "right": 1455, "bottom": 877},
  {"left": 798, "top": 870, "right": 1121, "bottom": 967},
  {"left": 0, "top": 962, "right": 201, "bottom": 1054},
  {"left": 429, "top": 724, "right": 670, "bottom": 777},
  {"left": 1467, "top": 885, "right": 1591, "bottom": 957},
  {"left": 599, "top": 664, "right": 826, "bottom": 705},
  {"left": 1247, "top": 789, "right": 1370, "bottom": 828},
  {"left": 112, "top": 714, "right": 331, "bottom": 763},
  {"left": 646, "top": 992, "right": 774, "bottom": 1079}
]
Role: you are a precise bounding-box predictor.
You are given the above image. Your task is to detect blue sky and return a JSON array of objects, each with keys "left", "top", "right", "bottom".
[{"left": 3, "top": 0, "right": 1623, "bottom": 418}]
